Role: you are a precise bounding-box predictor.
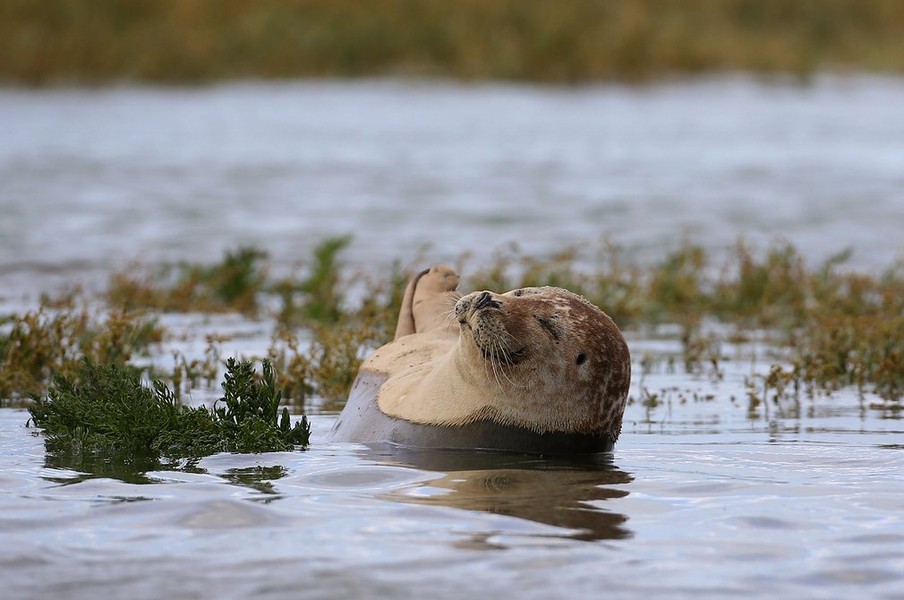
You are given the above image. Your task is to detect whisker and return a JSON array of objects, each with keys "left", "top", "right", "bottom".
[
  {"left": 492, "top": 356, "right": 502, "bottom": 390},
  {"left": 495, "top": 356, "right": 505, "bottom": 388},
  {"left": 493, "top": 338, "right": 518, "bottom": 387},
  {"left": 500, "top": 328, "right": 518, "bottom": 344},
  {"left": 488, "top": 344, "right": 502, "bottom": 389},
  {"left": 441, "top": 308, "right": 458, "bottom": 328}
]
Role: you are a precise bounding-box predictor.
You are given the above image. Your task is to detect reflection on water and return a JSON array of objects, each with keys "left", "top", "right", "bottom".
[
  {"left": 41, "top": 447, "right": 203, "bottom": 485},
  {"left": 370, "top": 446, "right": 632, "bottom": 542},
  {"left": 3, "top": 409, "right": 904, "bottom": 599},
  {"left": 40, "top": 434, "right": 635, "bottom": 543},
  {"left": 43, "top": 449, "right": 290, "bottom": 497},
  {"left": 221, "top": 465, "right": 288, "bottom": 497}
]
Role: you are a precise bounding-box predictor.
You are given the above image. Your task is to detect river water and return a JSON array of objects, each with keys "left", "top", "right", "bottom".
[
  {"left": 1, "top": 76, "right": 904, "bottom": 599},
  {"left": 2, "top": 75, "right": 904, "bottom": 300}
]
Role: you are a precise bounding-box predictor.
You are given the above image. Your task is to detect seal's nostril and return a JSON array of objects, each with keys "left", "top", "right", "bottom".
[{"left": 474, "top": 291, "right": 493, "bottom": 310}]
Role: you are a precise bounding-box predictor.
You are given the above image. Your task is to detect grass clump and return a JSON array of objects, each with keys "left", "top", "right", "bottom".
[
  {"left": 274, "top": 235, "right": 352, "bottom": 328},
  {"left": 108, "top": 240, "right": 358, "bottom": 327},
  {"left": 28, "top": 357, "right": 310, "bottom": 466},
  {"left": 0, "top": 303, "right": 163, "bottom": 404},
  {"left": 107, "top": 246, "right": 268, "bottom": 316},
  {"left": 711, "top": 242, "right": 809, "bottom": 327},
  {"left": 268, "top": 313, "right": 393, "bottom": 407},
  {"left": 787, "top": 262, "right": 904, "bottom": 401}
]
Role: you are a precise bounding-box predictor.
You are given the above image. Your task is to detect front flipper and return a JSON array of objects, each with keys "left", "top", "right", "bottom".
[{"left": 394, "top": 265, "right": 461, "bottom": 339}]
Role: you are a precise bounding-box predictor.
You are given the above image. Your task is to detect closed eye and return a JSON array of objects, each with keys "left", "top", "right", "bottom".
[{"left": 534, "top": 316, "right": 561, "bottom": 341}]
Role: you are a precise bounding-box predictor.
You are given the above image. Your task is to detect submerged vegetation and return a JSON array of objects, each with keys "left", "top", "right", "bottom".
[{"left": 3, "top": 0, "right": 904, "bottom": 85}]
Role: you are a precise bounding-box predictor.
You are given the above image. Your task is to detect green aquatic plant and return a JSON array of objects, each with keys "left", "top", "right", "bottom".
[
  {"left": 791, "top": 312, "right": 904, "bottom": 401},
  {"left": 27, "top": 358, "right": 311, "bottom": 466},
  {"left": 588, "top": 242, "right": 646, "bottom": 326},
  {"left": 267, "top": 333, "right": 314, "bottom": 407},
  {"left": 268, "top": 320, "right": 383, "bottom": 408},
  {"left": 274, "top": 235, "right": 352, "bottom": 327},
  {"left": 645, "top": 241, "right": 708, "bottom": 323},
  {"left": 268, "top": 250, "right": 410, "bottom": 407},
  {"left": 467, "top": 240, "right": 710, "bottom": 328},
  {"left": 785, "top": 256, "right": 904, "bottom": 401},
  {"left": 166, "top": 336, "right": 224, "bottom": 400},
  {"left": 107, "top": 246, "right": 268, "bottom": 316},
  {"left": 0, "top": 302, "right": 163, "bottom": 405},
  {"left": 304, "top": 324, "right": 374, "bottom": 407},
  {"left": 712, "top": 241, "right": 808, "bottom": 327},
  {"left": 107, "top": 239, "right": 355, "bottom": 324}
]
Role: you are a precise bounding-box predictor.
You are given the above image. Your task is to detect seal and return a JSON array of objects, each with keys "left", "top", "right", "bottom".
[{"left": 331, "top": 266, "right": 631, "bottom": 454}]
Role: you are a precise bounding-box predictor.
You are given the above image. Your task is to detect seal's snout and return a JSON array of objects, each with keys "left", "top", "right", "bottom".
[
  {"left": 455, "top": 290, "right": 501, "bottom": 325},
  {"left": 474, "top": 291, "right": 493, "bottom": 310},
  {"left": 454, "top": 296, "right": 470, "bottom": 324}
]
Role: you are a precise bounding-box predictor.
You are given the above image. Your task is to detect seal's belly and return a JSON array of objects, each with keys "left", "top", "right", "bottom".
[{"left": 330, "top": 370, "right": 614, "bottom": 454}]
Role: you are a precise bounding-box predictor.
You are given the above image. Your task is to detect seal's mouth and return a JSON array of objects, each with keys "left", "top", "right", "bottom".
[
  {"left": 478, "top": 343, "right": 526, "bottom": 366},
  {"left": 456, "top": 290, "right": 526, "bottom": 365}
]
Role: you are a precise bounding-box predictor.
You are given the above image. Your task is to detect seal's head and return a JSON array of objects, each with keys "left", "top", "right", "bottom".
[{"left": 453, "top": 286, "right": 631, "bottom": 441}]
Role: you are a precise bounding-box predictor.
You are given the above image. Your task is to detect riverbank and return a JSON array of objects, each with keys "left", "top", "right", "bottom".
[{"left": 3, "top": 0, "right": 904, "bottom": 85}]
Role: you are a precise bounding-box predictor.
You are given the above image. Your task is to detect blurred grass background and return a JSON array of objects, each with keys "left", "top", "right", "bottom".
[{"left": 2, "top": 0, "right": 903, "bottom": 85}]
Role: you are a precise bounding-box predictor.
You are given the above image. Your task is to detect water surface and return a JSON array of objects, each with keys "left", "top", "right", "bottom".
[
  {"left": 2, "top": 75, "right": 904, "bottom": 302},
  {"left": 2, "top": 77, "right": 904, "bottom": 599},
  {"left": 3, "top": 383, "right": 903, "bottom": 600}
]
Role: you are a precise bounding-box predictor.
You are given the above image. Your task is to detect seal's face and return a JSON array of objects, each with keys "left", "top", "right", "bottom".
[{"left": 454, "top": 287, "right": 631, "bottom": 437}]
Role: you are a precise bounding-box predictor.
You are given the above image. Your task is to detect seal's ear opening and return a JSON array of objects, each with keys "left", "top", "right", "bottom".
[{"left": 576, "top": 353, "right": 587, "bottom": 365}]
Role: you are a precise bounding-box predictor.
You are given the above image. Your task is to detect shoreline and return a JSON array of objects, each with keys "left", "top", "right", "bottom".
[{"left": 3, "top": 0, "right": 904, "bottom": 86}]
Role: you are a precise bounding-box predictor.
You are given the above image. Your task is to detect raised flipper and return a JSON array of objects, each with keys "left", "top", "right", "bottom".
[{"left": 393, "top": 265, "right": 461, "bottom": 340}]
